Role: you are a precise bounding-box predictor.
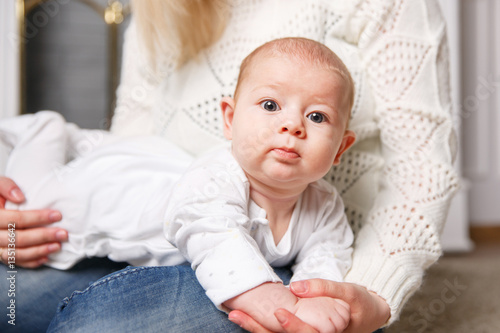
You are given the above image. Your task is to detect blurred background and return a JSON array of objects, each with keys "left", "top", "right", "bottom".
[
  {"left": 4, "top": 0, "right": 131, "bottom": 129},
  {"left": 0, "top": 0, "right": 499, "bottom": 331}
]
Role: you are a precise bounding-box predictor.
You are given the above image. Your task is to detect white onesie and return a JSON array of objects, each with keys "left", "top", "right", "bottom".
[
  {"left": 1, "top": 111, "right": 190, "bottom": 269},
  {"left": 164, "top": 148, "right": 353, "bottom": 308}
]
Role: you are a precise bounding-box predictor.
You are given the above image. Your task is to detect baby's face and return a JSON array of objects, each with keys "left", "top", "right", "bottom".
[{"left": 222, "top": 55, "right": 354, "bottom": 192}]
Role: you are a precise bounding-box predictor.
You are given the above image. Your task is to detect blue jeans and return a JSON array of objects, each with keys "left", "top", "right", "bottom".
[
  {"left": 2, "top": 259, "right": 384, "bottom": 332},
  {"left": 0, "top": 258, "right": 127, "bottom": 333},
  {"left": 47, "top": 264, "right": 293, "bottom": 332}
]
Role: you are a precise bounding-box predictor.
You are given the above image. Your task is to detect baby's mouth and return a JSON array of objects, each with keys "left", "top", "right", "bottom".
[{"left": 272, "top": 147, "right": 300, "bottom": 159}]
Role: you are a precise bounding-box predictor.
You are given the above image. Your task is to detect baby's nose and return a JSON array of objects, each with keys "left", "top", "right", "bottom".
[
  {"left": 280, "top": 125, "right": 302, "bottom": 136},
  {"left": 279, "top": 118, "right": 305, "bottom": 137}
]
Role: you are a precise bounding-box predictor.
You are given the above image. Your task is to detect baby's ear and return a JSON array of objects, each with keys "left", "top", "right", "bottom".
[
  {"left": 220, "top": 96, "right": 235, "bottom": 140},
  {"left": 333, "top": 130, "right": 356, "bottom": 165}
]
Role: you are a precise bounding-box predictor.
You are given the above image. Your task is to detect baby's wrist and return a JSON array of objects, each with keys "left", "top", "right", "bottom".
[{"left": 224, "top": 282, "right": 299, "bottom": 331}]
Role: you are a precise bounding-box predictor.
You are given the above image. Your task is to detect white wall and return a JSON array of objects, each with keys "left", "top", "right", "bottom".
[
  {"left": 461, "top": 0, "right": 500, "bottom": 226},
  {"left": 438, "top": 0, "right": 473, "bottom": 251},
  {"left": 0, "top": 0, "right": 19, "bottom": 120},
  {"left": 0, "top": 0, "right": 19, "bottom": 172}
]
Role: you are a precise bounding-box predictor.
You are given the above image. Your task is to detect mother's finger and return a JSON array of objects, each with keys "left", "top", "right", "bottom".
[
  {"left": 0, "top": 241, "right": 60, "bottom": 266},
  {"left": 228, "top": 310, "right": 273, "bottom": 333},
  {"left": 0, "top": 209, "right": 62, "bottom": 229},
  {"left": 290, "top": 279, "right": 353, "bottom": 300},
  {"left": 228, "top": 308, "right": 320, "bottom": 333},
  {"left": 1, "top": 226, "right": 67, "bottom": 248},
  {"left": 274, "top": 309, "right": 318, "bottom": 333},
  {"left": 0, "top": 252, "right": 49, "bottom": 268},
  {"left": 0, "top": 177, "right": 25, "bottom": 206}
]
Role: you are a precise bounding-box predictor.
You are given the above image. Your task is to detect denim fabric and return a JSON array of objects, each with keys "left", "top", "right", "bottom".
[
  {"left": 0, "top": 258, "right": 127, "bottom": 333},
  {"left": 47, "top": 264, "right": 292, "bottom": 333},
  {"left": 1, "top": 259, "right": 383, "bottom": 333}
]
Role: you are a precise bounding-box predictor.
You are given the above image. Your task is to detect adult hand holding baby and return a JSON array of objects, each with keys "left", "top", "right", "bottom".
[
  {"left": 229, "top": 279, "right": 390, "bottom": 333},
  {"left": 0, "top": 176, "right": 67, "bottom": 268}
]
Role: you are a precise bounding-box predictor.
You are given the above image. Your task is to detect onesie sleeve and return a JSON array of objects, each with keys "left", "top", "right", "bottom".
[
  {"left": 325, "top": 0, "right": 460, "bottom": 323},
  {"left": 164, "top": 151, "right": 281, "bottom": 309},
  {"left": 291, "top": 184, "right": 353, "bottom": 283}
]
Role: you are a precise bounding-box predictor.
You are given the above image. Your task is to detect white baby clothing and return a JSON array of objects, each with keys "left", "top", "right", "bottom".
[
  {"left": 164, "top": 148, "right": 353, "bottom": 308},
  {"left": 1, "top": 111, "right": 190, "bottom": 269}
]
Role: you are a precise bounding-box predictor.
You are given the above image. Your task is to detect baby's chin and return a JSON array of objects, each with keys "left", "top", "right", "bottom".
[{"left": 256, "top": 168, "right": 313, "bottom": 190}]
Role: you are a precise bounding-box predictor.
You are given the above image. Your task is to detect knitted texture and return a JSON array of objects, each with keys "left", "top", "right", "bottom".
[{"left": 110, "top": 0, "right": 459, "bottom": 323}]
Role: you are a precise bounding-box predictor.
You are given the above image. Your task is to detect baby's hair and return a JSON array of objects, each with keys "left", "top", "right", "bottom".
[{"left": 234, "top": 37, "right": 355, "bottom": 120}]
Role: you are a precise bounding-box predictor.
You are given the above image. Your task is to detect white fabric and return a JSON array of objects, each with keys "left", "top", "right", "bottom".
[
  {"left": 0, "top": 111, "right": 190, "bottom": 269},
  {"left": 164, "top": 148, "right": 353, "bottom": 308},
  {"left": 110, "top": 0, "right": 459, "bottom": 322}
]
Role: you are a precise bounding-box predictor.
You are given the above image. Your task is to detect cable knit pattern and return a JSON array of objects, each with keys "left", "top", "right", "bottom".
[{"left": 110, "top": 0, "right": 459, "bottom": 323}]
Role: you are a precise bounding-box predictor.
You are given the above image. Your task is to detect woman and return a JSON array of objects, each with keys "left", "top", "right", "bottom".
[{"left": 0, "top": 0, "right": 457, "bottom": 332}]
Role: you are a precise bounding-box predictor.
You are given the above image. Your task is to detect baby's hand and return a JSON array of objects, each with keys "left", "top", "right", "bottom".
[{"left": 293, "top": 296, "right": 350, "bottom": 333}]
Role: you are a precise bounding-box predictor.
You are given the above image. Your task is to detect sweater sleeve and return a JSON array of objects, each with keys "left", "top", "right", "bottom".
[
  {"left": 331, "top": 0, "right": 460, "bottom": 323},
  {"left": 164, "top": 153, "right": 281, "bottom": 309}
]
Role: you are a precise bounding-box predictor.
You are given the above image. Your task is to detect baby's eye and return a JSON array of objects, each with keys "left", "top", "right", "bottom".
[
  {"left": 260, "top": 100, "right": 280, "bottom": 112},
  {"left": 307, "top": 112, "right": 325, "bottom": 123}
]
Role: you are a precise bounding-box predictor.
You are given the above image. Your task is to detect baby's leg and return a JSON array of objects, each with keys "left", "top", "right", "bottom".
[{"left": 0, "top": 111, "right": 69, "bottom": 197}]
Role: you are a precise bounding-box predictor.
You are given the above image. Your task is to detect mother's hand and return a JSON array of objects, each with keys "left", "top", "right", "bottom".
[
  {"left": 290, "top": 279, "right": 390, "bottom": 333},
  {"left": 0, "top": 177, "right": 67, "bottom": 268},
  {"left": 229, "top": 308, "right": 319, "bottom": 333},
  {"left": 228, "top": 279, "right": 390, "bottom": 333}
]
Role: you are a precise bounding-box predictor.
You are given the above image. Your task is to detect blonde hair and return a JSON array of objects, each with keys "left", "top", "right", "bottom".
[
  {"left": 234, "top": 38, "right": 355, "bottom": 117},
  {"left": 131, "top": 0, "right": 230, "bottom": 68}
]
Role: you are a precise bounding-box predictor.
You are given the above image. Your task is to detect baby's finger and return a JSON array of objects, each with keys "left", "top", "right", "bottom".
[
  {"left": 275, "top": 309, "right": 319, "bottom": 333},
  {"left": 330, "top": 306, "right": 350, "bottom": 332},
  {"left": 330, "top": 315, "right": 349, "bottom": 333},
  {"left": 334, "top": 298, "right": 350, "bottom": 312}
]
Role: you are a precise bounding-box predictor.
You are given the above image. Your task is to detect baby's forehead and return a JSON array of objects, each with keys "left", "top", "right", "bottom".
[
  {"left": 235, "top": 39, "right": 354, "bottom": 110},
  {"left": 248, "top": 53, "right": 350, "bottom": 87},
  {"left": 249, "top": 50, "right": 340, "bottom": 73}
]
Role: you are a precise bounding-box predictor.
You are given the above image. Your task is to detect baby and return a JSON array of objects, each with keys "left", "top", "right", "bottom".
[
  {"left": 0, "top": 37, "right": 355, "bottom": 332},
  {"left": 164, "top": 37, "right": 356, "bottom": 332}
]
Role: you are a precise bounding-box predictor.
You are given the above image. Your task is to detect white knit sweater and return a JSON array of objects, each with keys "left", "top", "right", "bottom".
[{"left": 110, "top": 0, "right": 459, "bottom": 323}]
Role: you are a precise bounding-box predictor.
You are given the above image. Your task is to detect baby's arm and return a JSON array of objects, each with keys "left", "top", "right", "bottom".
[
  {"left": 223, "top": 282, "right": 298, "bottom": 332},
  {"left": 165, "top": 151, "right": 283, "bottom": 310},
  {"left": 224, "top": 282, "right": 350, "bottom": 333}
]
